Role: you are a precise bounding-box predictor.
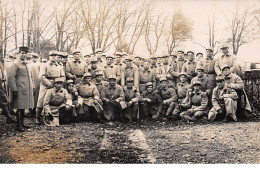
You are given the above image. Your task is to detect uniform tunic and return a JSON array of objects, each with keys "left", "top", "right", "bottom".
[
  {"left": 0, "top": 63, "right": 8, "bottom": 107},
  {"left": 88, "top": 65, "right": 103, "bottom": 79},
  {"left": 190, "top": 75, "right": 212, "bottom": 96},
  {"left": 123, "top": 86, "right": 140, "bottom": 121},
  {"left": 214, "top": 54, "right": 237, "bottom": 76},
  {"left": 182, "top": 61, "right": 197, "bottom": 80},
  {"left": 8, "top": 60, "right": 34, "bottom": 109},
  {"left": 103, "top": 64, "right": 121, "bottom": 82},
  {"left": 66, "top": 59, "right": 88, "bottom": 84},
  {"left": 139, "top": 69, "right": 156, "bottom": 93},
  {"left": 37, "top": 61, "right": 65, "bottom": 108},
  {"left": 155, "top": 63, "right": 175, "bottom": 88},
  {"left": 30, "top": 62, "right": 41, "bottom": 108},
  {"left": 121, "top": 64, "right": 139, "bottom": 88}
]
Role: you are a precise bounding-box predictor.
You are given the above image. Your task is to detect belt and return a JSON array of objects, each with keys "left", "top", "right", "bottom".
[
  {"left": 75, "top": 75, "right": 83, "bottom": 78},
  {"left": 192, "top": 103, "right": 201, "bottom": 106},
  {"left": 49, "top": 102, "right": 63, "bottom": 106},
  {"left": 46, "top": 77, "right": 57, "bottom": 80}
]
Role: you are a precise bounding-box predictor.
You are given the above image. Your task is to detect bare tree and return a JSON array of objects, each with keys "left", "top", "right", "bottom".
[
  {"left": 225, "top": 4, "right": 259, "bottom": 55},
  {"left": 164, "top": 11, "right": 192, "bottom": 54}
]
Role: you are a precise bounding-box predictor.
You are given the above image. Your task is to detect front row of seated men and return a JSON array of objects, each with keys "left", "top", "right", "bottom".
[{"left": 41, "top": 64, "right": 248, "bottom": 126}]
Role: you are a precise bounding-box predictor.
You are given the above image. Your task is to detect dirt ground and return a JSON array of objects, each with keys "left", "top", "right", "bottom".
[{"left": 0, "top": 114, "right": 260, "bottom": 164}]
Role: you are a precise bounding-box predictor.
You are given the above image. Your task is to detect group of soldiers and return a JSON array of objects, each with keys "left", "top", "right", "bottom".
[{"left": 0, "top": 44, "right": 252, "bottom": 132}]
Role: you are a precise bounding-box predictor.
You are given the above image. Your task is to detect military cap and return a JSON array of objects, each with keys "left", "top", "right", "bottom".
[
  {"left": 216, "top": 75, "right": 225, "bottom": 82},
  {"left": 125, "top": 55, "right": 133, "bottom": 61},
  {"left": 170, "top": 51, "right": 178, "bottom": 57},
  {"left": 206, "top": 46, "right": 214, "bottom": 52},
  {"left": 187, "top": 50, "right": 195, "bottom": 55},
  {"left": 106, "top": 55, "right": 113, "bottom": 59},
  {"left": 8, "top": 53, "right": 16, "bottom": 58},
  {"left": 221, "top": 64, "right": 230, "bottom": 71},
  {"left": 96, "top": 70, "right": 104, "bottom": 76},
  {"left": 177, "top": 50, "right": 184, "bottom": 53},
  {"left": 150, "top": 55, "right": 157, "bottom": 59},
  {"left": 134, "top": 55, "right": 141, "bottom": 59},
  {"left": 126, "top": 77, "right": 134, "bottom": 82},
  {"left": 54, "top": 77, "right": 64, "bottom": 83},
  {"left": 179, "top": 72, "right": 188, "bottom": 77},
  {"left": 83, "top": 72, "right": 92, "bottom": 78},
  {"left": 96, "top": 48, "right": 102, "bottom": 53},
  {"left": 220, "top": 43, "right": 229, "bottom": 49},
  {"left": 67, "top": 79, "right": 74, "bottom": 84},
  {"left": 57, "top": 51, "right": 64, "bottom": 56},
  {"left": 102, "top": 53, "right": 107, "bottom": 57},
  {"left": 196, "top": 52, "right": 203, "bottom": 56},
  {"left": 192, "top": 80, "right": 201, "bottom": 86},
  {"left": 196, "top": 65, "right": 205, "bottom": 71},
  {"left": 121, "top": 52, "right": 127, "bottom": 56},
  {"left": 73, "top": 49, "right": 81, "bottom": 54},
  {"left": 63, "top": 52, "right": 68, "bottom": 57},
  {"left": 31, "top": 53, "right": 39, "bottom": 58},
  {"left": 90, "top": 57, "right": 98, "bottom": 63},
  {"left": 108, "top": 75, "right": 117, "bottom": 80},
  {"left": 49, "top": 50, "right": 57, "bottom": 56},
  {"left": 19, "top": 46, "right": 29, "bottom": 53},
  {"left": 157, "top": 55, "right": 163, "bottom": 58},
  {"left": 84, "top": 54, "right": 90, "bottom": 58},
  {"left": 146, "top": 82, "right": 153, "bottom": 87},
  {"left": 115, "top": 51, "right": 122, "bottom": 56},
  {"left": 159, "top": 76, "right": 167, "bottom": 82}
]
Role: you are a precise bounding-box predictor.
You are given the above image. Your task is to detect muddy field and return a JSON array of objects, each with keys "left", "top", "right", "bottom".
[{"left": 0, "top": 114, "right": 260, "bottom": 164}]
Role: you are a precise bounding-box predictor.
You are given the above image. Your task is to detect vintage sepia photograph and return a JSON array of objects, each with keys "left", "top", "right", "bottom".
[{"left": 0, "top": 0, "right": 260, "bottom": 166}]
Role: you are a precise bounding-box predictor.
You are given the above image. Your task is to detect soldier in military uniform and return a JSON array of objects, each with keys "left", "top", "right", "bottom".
[
  {"left": 196, "top": 52, "right": 203, "bottom": 62},
  {"left": 122, "top": 77, "right": 140, "bottom": 123},
  {"left": 101, "top": 75, "right": 125, "bottom": 121},
  {"left": 139, "top": 60, "right": 156, "bottom": 94},
  {"left": 103, "top": 55, "right": 121, "bottom": 83},
  {"left": 196, "top": 47, "right": 216, "bottom": 93},
  {"left": 43, "top": 78, "right": 72, "bottom": 126},
  {"left": 62, "top": 52, "right": 68, "bottom": 69},
  {"left": 76, "top": 73, "right": 103, "bottom": 122},
  {"left": 190, "top": 65, "right": 212, "bottom": 97},
  {"left": 91, "top": 70, "right": 108, "bottom": 95},
  {"left": 65, "top": 49, "right": 88, "bottom": 84},
  {"left": 157, "top": 77, "right": 178, "bottom": 116},
  {"left": 121, "top": 55, "right": 139, "bottom": 89},
  {"left": 214, "top": 44, "right": 238, "bottom": 76},
  {"left": 180, "top": 81, "right": 209, "bottom": 123},
  {"left": 134, "top": 55, "right": 143, "bottom": 71},
  {"left": 149, "top": 55, "right": 157, "bottom": 73},
  {"left": 156, "top": 55, "right": 163, "bottom": 67},
  {"left": 31, "top": 53, "right": 39, "bottom": 63},
  {"left": 208, "top": 76, "right": 238, "bottom": 122},
  {"left": 139, "top": 82, "right": 163, "bottom": 119},
  {"left": 222, "top": 65, "right": 251, "bottom": 120},
  {"left": 96, "top": 48, "right": 106, "bottom": 67},
  {"left": 88, "top": 57, "right": 103, "bottom": 79},
  {"left": 36, "top": 50, "right": 65, "bottom": 125},
  {"left": 182, "top": 50, "right": 197, "bottom": 82},
  {"left": 114, "top": 52, "right": 125, "bottom": 84},
  {"left": 176, "top": 50, "right": 186, "bottom": 74},
  {"left": 56, "top": 51, "right": 64, "bottom": 67},
  {"left": 172, "top": 72, "right": 190, "bottom": 119}
]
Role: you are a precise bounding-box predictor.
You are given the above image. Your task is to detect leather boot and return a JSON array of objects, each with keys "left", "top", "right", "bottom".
[
  {"left": 2, "top": 106, "right": 16, "bottom": 124},
  {"left": 35, "top": 108, "right": 42, "bottom": 125},
  {"left": 20, "top": 110, "right": 31, "bottom": 128},
  {"left": 16, "top": 110, "right": 25, "bottom": 132}
]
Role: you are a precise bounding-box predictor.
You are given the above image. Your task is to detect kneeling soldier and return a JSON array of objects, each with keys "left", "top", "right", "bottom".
[
  {"left": 43, "top": 78, "right": 72, "bottom": 126},
  {"left": 208, "top": 75, "right": 238, "bottom": 122},
  {"left": 180, "top": 80, "right": 208, "bottom": 123},
  {"left": 140, "top": 82, "right": 163, "bottom": 119},
  {"left": 122, "top": 77, "right": 140, "bottom": 123},
  {"left": 77, "top": 73, "right": 103, "bottom": 122},
  {"left": 101, "top": 75, "right": 125, "bottom": 121}
]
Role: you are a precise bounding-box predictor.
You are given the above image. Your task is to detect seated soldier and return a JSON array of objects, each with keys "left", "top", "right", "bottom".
[
  {"left": 77, "top": 73, "right": 103, "bottom": 122},
  {"left": 122, "top": 77, "right": 140, "bottom": 123},
  {"left": 101, "top": 75, "right": 125, "bottom": 122},
  {"left": 43, "top": 78, "right": 72, "bottom": 126},
  {"left": 140, "top": 82, "right": 163, "bottom": 119},
  {"left": 66, "top": 79, "right": 83, "bottom": 119},
  {"left": 157, "top": 76, "right": 178, "bottom": 117},
  {"left": 172, "top": 72, "right": 190, "bottom": 119},
  {"left": 208, "top": 76, "right": 238, "bottom": 122},
  {"left": 91, "top": 70, "right": 108, "bottom": 95},
  {"left": 180, "top": 80, "right": 209, "bottom": 123}
]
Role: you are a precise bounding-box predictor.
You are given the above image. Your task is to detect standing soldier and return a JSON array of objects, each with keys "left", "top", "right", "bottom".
[
  {"left": 56, "top": 51, "right": 64, "bottom": 67},
  {"left": 140, "top": 82, "right": 163, "bottom": 119},
  {"left": 96, "top": 48, "right": 106, "bottom": 68},
  {"left": 101, "top": 75, "right": 125, "bottom": 122},
  {"left": 182, "top": 50, "right": 197, "bottom": 82},
  {"left": 62, "top": 52, "right": 69, "bottom": 70},
  {"left": 114, "top": 52, "right": 125, "bottom": 85},
  {"left": 43, "top": 78, "right": 72, "bottom": 126},
  {"left": 65, "top": 49, "right": 88, "bottom": 84},
  {"left": 122, "top": 77, "right": 140, "bottom": 123},
  {"left": 176, "top": 50, "right": 186, "bottom": 74},
  {"left": 157, "top": 77, "right": 178, "bottom": 116},
  {"left": 139, "top": 60, "right": 156, "bottom": 94},
  {"left": 156, "top": 55, "right": 163, "bottom": 67},
  {"left": 134, "top": 55, "right": 143, "bottom": 71},
  {"left": 149, "top": 55, "right": 157, "bottom": 73},
  {"left": 121, "top": 55, "right": 139, "bottom": 89},
  {"left": 172, "top": 72, "right": 190, "bottom": 119},
  {"left": 196, "top": 52, "right": 203, "bottom": 62},
  {"left": 196, "top": 46, "right": 216, "bottom": 92},
  {"left": 208, "top": 75, "right": 238, "bottom": 122},
  {"left": 8, "top": 49, "right": 34, "bottom": 132},
  {"left": 0, "top": 61, "right": 16, "bottom": 124},
  {"left": 214, "top": 44, "right": 238, "bottom": 76},
  {"left": 103, "top": 55, "right": 121, "bottom": 83},
  {"left": 77, "top": 73, "right": 103, "bottom": 122},
  {"left": 180, "top": 81, "right": 209, "bottom": 123},
  {"left": 190, "top": 65, "right": 212, "bottom": 97},
  {"left": 169, "top": 51, "right": 179, "bottom": 87},
  {"left": 31, "top": 53, "right": 39, "bottom": 63},
  {"left": 88, "top": 57, "right": 103, "bottom": 79},
  {"left": 35, "top": 50, "right": 65, "bottom": 125}
]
